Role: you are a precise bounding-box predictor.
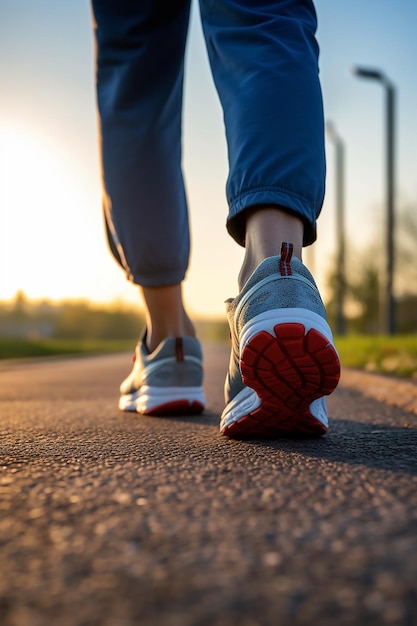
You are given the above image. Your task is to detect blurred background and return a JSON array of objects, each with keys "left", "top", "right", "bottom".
[{"left": 1, "top": 0, "right": 416, "bottom": 343}]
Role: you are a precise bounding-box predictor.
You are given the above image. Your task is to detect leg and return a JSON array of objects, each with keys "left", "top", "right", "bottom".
[
  {"left": 200, "top": 0, "right": 326, "bottom": 248},
  {"left": 92, "top": 0, "right": 205, "bottom": 414},
  {"left": 200, "top": 0, "right": 340, "bottom": 437},
  {"left": 92, "top": 0, "right": 192, "bottom": 287}
]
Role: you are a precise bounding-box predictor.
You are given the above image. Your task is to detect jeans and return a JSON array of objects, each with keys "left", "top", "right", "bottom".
[{"left": 92, "top": 0, "right": 325, "bottom": 287}]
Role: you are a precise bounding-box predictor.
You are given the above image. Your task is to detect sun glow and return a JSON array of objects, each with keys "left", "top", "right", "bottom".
[{"left": 0, "top": 125, "right": 116, "bottom": 303}]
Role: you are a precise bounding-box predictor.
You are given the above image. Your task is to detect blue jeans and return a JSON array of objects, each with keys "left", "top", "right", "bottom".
[{"left": 92, "top": 0, "right": 325, "bottom": 287}]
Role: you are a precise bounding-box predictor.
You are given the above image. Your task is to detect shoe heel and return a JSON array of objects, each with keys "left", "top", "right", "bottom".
[
  {"left": 220, "top": 323, "right": 340, "bottom": 438},
  {"left": 241, "top": 322, "right": 340, "bottom": 401}
]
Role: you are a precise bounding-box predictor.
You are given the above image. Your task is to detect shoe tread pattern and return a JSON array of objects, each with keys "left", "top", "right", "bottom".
[{"left": 223, "top": 322, "right": 340, "bottom": 438}]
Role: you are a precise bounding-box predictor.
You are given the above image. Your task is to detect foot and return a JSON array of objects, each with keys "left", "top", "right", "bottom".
[
  {"left": 220, "top": 242, "right": 340, "bottom": 438},
  {"left": 119, "top": 331, "right": 205, "bottom": 416}
]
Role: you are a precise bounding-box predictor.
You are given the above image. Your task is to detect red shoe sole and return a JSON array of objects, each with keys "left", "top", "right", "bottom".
[
  {"left": 145, "top": 400, "right": 205, "bottom": 417},
  {"left": 222, "top": 323, "right": 340, "bottom": 439}
]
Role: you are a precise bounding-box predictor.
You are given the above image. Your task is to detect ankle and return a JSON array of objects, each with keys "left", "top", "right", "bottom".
[
  {"left": 140, "top": 284, "right": 196, "bottom": 352},
  {"left": 239, "top": 206, "right": 303, "bottom": 289},
  {"left": 145, "top": 317, "right": 196, "bottom": 353}
]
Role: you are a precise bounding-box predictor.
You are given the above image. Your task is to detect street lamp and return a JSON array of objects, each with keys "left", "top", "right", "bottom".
[
  {"left": 353, "top": 65, "right": 396, "bottom": 335},
  {"left": 326, "top": 121, "right": 346, "bottom": 336}
]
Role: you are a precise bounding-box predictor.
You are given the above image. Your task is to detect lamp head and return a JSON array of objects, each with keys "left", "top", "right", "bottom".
[{"left": 352, "top": 66, "right": 385, "bottom": 81}]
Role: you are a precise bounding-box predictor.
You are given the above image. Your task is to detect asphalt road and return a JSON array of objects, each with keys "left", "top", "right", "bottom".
[{"left": 1, "top": 344, "right": 416, "bottom": 626}]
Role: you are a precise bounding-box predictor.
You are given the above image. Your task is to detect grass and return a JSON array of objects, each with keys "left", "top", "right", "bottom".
[
  {"left": 1, "top": 334, "right": 417, "bottom": 379},
  {"left": 0, "top": 338, "right": 134, "bottom": 360},
  {"left": 334, "top": 335, "right": 417, "bottom": 379}
]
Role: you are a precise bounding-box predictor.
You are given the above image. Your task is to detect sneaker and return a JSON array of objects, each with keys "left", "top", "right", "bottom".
[
  {"left": 119, "top": 332, "right": 205, "bottom": 416},
  {"left": 220, "top": 242, "right": 340, "bottom": 438}
]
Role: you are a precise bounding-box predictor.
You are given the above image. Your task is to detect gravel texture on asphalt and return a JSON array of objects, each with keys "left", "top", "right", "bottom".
[{"left": 0, "top": 344, "right": 416, "bottom": 626}]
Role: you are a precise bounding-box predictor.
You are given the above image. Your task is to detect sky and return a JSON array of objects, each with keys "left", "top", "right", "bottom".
[{"left": 0, "top": 0, "right": 416, "bottom": 318}]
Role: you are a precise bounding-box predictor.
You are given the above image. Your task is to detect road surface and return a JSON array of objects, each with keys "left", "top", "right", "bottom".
[{"left": 1, "top": 344, "right": 416, "bottom": 626}]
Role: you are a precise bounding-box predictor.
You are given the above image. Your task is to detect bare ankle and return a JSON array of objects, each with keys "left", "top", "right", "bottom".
[
  {"left": 238, "top": 206, "right": 303, "bottom": 289},
  {"left": 140, "top": 284, "right": 195, "bottom": 352},
  {"left": 145, "top": 318, "right": 195, "bottom": 353}
]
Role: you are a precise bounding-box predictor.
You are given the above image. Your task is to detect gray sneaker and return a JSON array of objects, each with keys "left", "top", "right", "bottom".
[
  {"left": 119, "top": 333, "right": 205, "bottom": 415},
  {"left": 220, "top": 242, "right": 340, "bottom": 438}
]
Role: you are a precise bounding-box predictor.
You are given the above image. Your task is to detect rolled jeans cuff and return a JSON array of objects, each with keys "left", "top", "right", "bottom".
[{"left": 227, "top": 186, "right": 318, "bottom": 248}]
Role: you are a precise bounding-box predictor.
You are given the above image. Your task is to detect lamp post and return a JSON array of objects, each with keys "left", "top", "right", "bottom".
[
  {"left": 353, "top": 66, "right": 396, "bottom": 335},
  {"left": 326, "top": 121, "right": 346, "bottom": 335}
]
